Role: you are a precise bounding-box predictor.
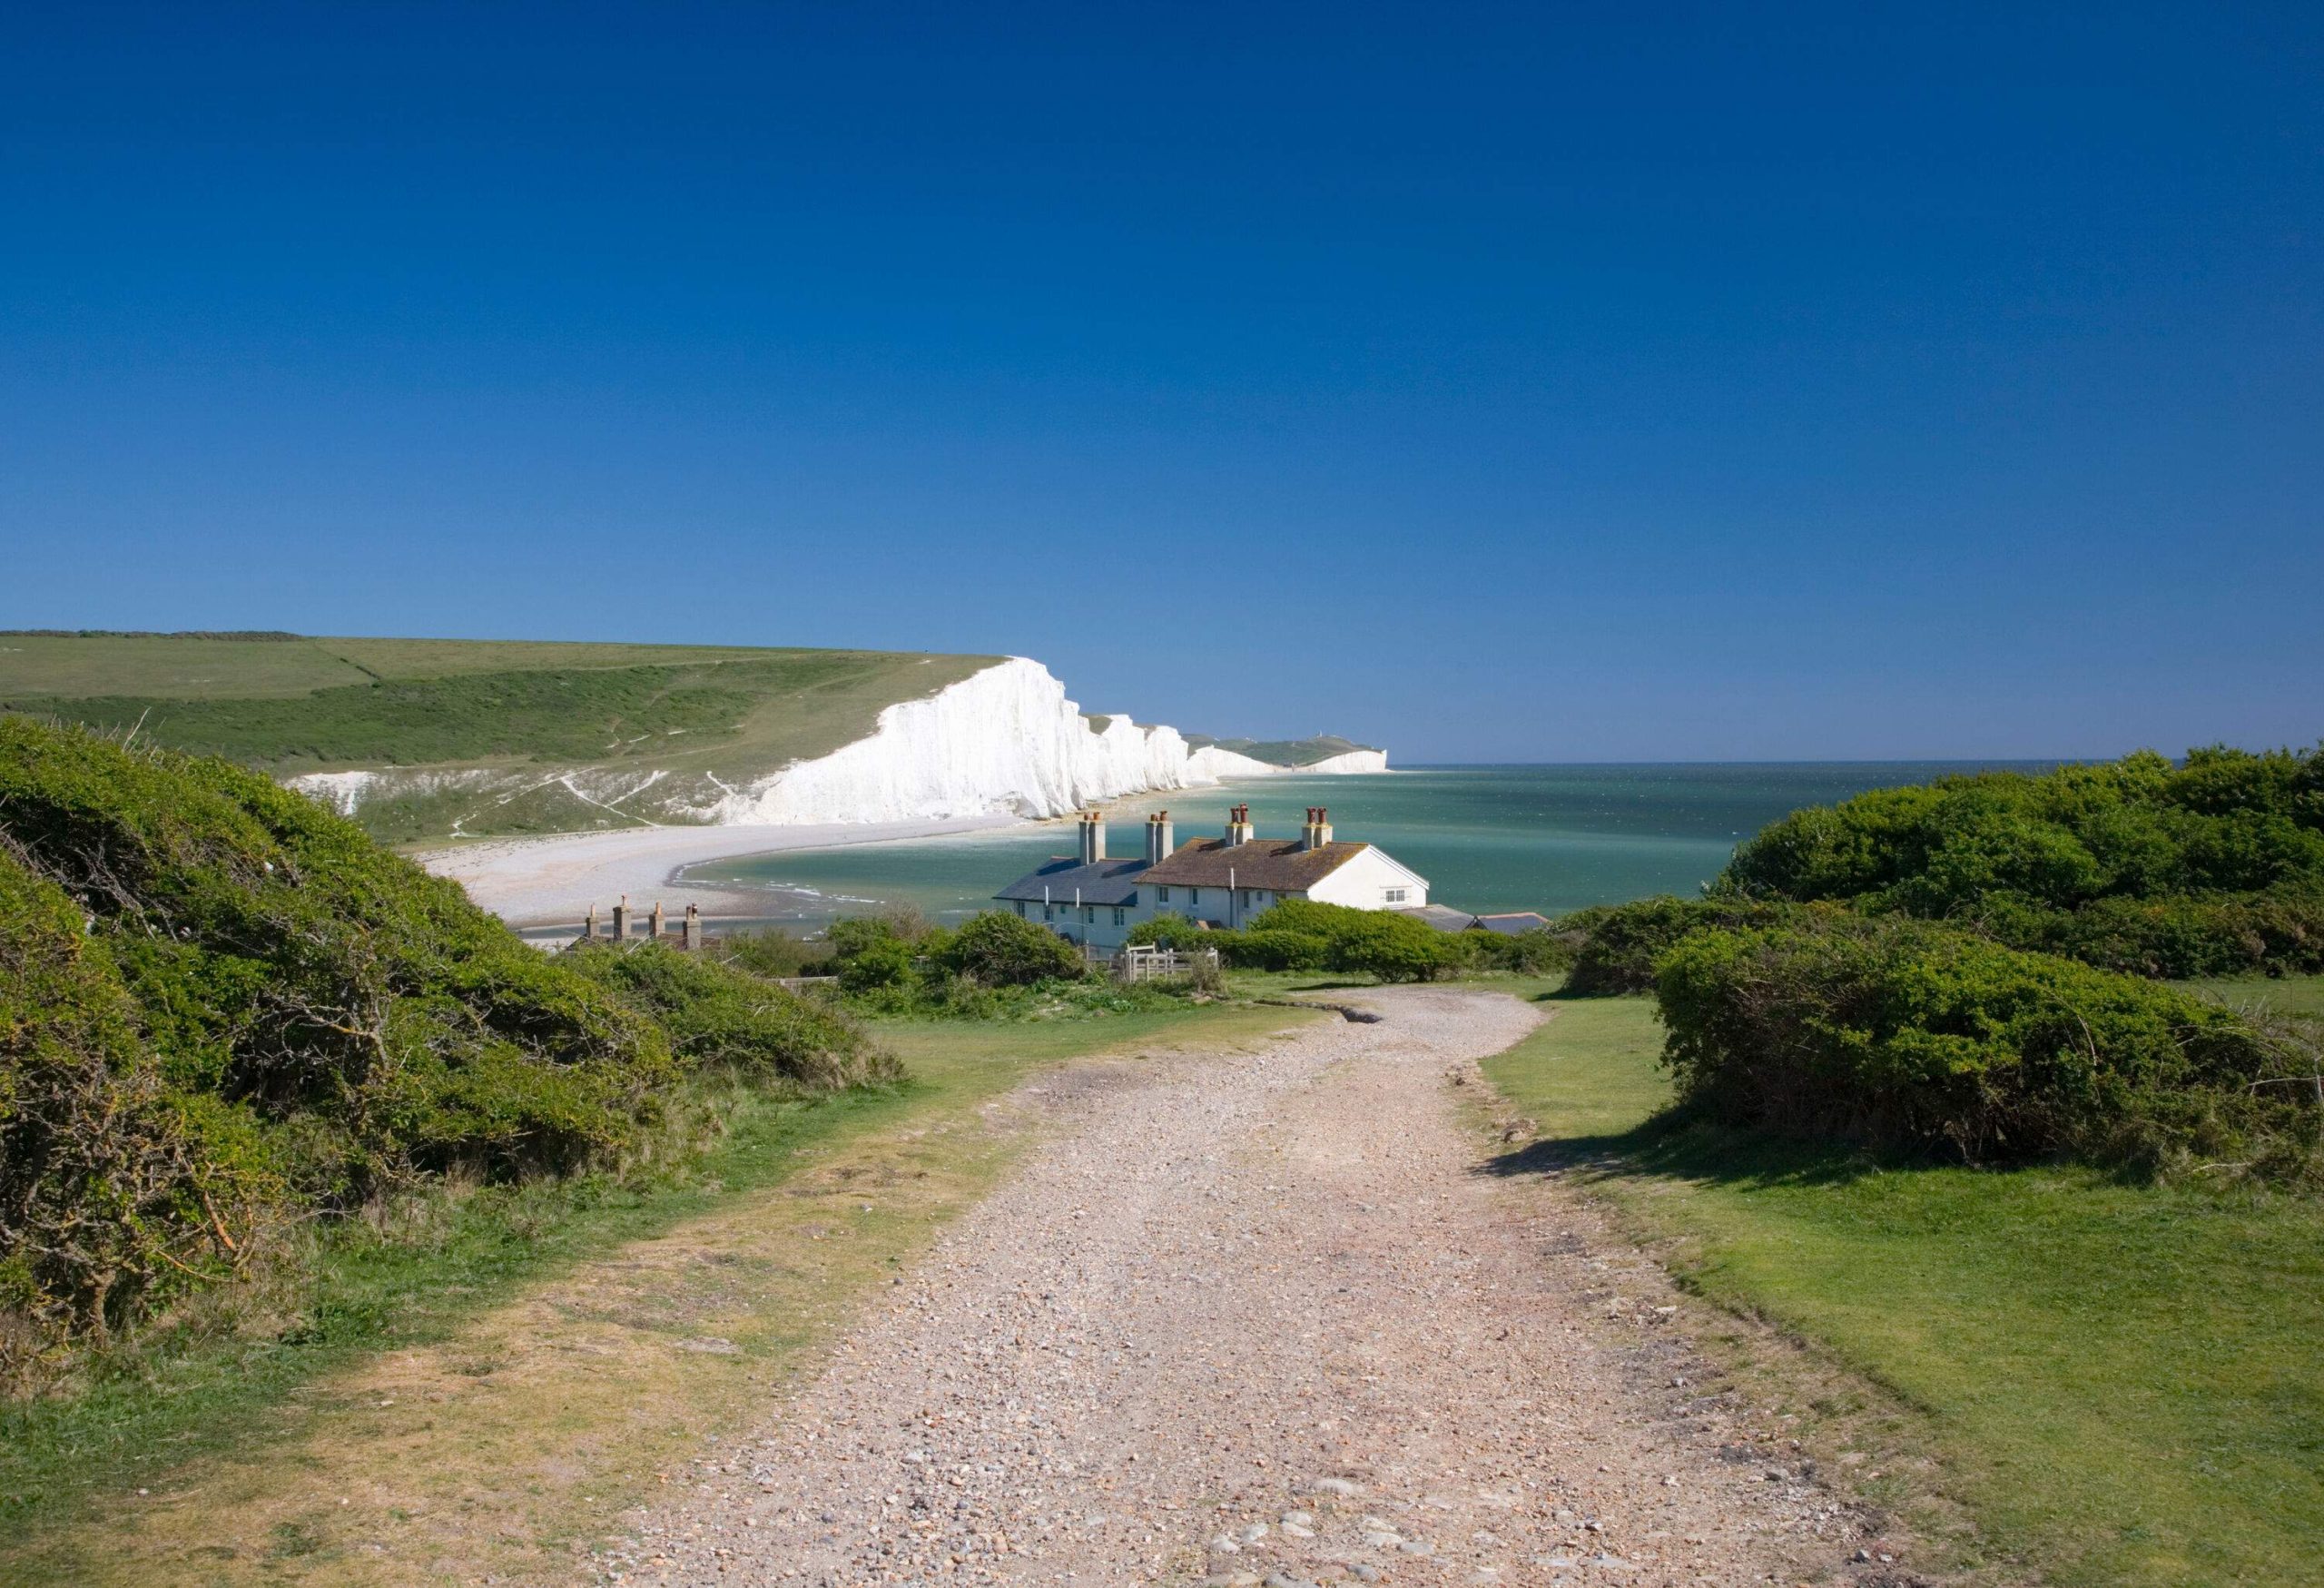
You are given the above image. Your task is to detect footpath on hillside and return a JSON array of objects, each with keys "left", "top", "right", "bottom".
[{"left": 619, "top": 988, "right": 1872, "bottom": 1587}]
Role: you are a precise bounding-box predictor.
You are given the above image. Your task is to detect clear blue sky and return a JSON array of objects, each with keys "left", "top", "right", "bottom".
[{"left": 4, "top": 3, "right": 2318, "bottom": 762}]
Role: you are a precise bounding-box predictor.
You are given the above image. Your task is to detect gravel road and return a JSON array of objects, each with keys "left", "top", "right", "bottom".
[{"left": 611, "top": 988, "right": 1877, "bottom": 1586}]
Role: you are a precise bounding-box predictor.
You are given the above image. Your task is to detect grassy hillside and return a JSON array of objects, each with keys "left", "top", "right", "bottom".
[
  {"left": 0, "top": 634, "right": 1001, "bottom": 839},
  {"left": 1186, "top": 731, "right": 1380, "bottom": 766}
]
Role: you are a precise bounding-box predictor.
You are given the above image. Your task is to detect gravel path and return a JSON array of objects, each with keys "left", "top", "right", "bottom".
[{"left": 612, "top": 988, "right": 1868, "bottom": 1587}]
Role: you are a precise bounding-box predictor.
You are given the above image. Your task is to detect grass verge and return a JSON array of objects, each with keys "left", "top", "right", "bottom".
[
  {"left": 1, "top": 1000, "right": 1313, "bottom": 1585},
  {"left": 1478, "top": 980, "right": 2324, "bottom": 1588}
]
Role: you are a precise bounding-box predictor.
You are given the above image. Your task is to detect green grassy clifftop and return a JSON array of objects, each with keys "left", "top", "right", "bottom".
[{"left": 0, "top": 634, "right": 1000, "bottom": 840}]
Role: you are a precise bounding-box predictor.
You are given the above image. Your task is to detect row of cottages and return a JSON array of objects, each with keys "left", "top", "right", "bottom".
[{"left": 993, "top": 804, "right": 1431, "bottom": 952}]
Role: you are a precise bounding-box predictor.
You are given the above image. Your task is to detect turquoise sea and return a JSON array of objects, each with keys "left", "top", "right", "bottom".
[{"left": 682, "top": 763, "right": 2050, "bottom": 930}]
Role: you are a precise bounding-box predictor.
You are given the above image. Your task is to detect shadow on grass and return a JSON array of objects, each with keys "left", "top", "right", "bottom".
[{"left": 1482, "top": 1110, "right": 1905, "bottom": 1194}]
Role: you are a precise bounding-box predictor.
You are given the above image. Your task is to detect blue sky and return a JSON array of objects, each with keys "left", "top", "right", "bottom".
[{"left": 4, "top": 3, "right": 2318, "bottom": 761}]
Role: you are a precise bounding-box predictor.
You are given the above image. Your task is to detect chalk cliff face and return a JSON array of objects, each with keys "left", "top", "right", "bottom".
[
  {"left": 698, "top": 657, "right": 1383, "bottom": 824},
  {"left": 698, "top": 658, "right": 1205, "bottom": 824},
  {"left": 287, "top": 656, "right": 1384, "bottom": 831}
]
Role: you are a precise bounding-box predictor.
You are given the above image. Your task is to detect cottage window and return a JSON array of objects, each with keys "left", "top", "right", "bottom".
[
  {"left": 1083, "top": 905, "right": 1094, "bottom": 923},
  {"left": 1014, "top": 901, "right": 1027, "bottom": 917},
  {"left": 1157, "top": 886, "right": 1171, "bottom": 903},
  {"left": 1187, "top": 888, "right": 1200, "bottom": 906},
  {"left": 1043, "top": 903, "right": 1053, "bottom": 921},
  {"left": 1112, "top": 907, "right": 1126, "bottom": 926},
  {"left": 1384, "top": 887, "right": 1408, "bottom": 903},
  {"left": 1238, "top": 889, "right": 1251, "bottom": 908}
]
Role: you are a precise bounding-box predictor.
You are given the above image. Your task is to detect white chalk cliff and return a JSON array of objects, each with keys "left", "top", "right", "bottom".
[
  {"left": 701, "top": 657, "right": 1384, "bottom": 824},
  {"left": 289, "top": 656, "right": 1384, "bottom": 830}
]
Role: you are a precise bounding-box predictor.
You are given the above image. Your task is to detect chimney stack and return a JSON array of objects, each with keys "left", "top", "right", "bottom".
[
  {"left": 1144, "top": 810, "right": 1175, "bottom": 866},
  {"left": 584, "top": 902, "right": 598, "bottom": 940},
  {"left": 682, "top": 902, "right": 701, "bottom": 952},
  {"left": 612, "top": 895, "right": 630, "bottom": 940},
  {"left": 1224, "top": 803, "right": 1253, "bottom": 846},
  {"left": 651, "top": 901, "right": 665, "bottom": 942},
  {"left": 1300, "top": 807, "right": 1334, "bottom": 850},
  {"left": 1078, "top": 808, "right": 1107, "bottom": 865}
]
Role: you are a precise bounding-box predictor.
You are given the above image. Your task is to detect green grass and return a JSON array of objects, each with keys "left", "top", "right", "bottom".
[
  {"left": 0, "top": 996, "right": 1293, "bottom": 1571},
  {"left": 0, "top": 634, "right": 794, "bottom": 699},
  {"left": 3, "top": 642, "right": 995, "bottom": 774},
  {"left": 1183, "top": 732, "right": 1379, "bottom": 766},
  {"left": 1482, "top": 990, "right": 2324, "bottom": 1587},
  {"left": 2178, "top": 972, "right": 2324, "bottom": 1021},
  {"left": 0, "top": 634, "right": 1001, "bottom": 838}
]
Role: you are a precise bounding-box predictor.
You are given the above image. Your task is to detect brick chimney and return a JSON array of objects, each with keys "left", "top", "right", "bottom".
[
  {"left": 612, "top": 895, "right": 630, "bottom": 940},
  {"left": 651, "top": 901, "right": 665, "bottom": 942},
  {"left": 1144, "top": 810, "right": 1175, "bottom": 866},
  {"left": 1224, "top": 803, "right": 1253, "bottom": 846},
  {"left": 1299, "top": 807, "right": 1334, "bottom": 850},
  {"left": 1078, "top": 808, "right": 1107, "bottom": 864},
  {"left": 682, "top": 902, "right": 701, "bottom": 952},
  {"left": 584, "top": 902, "right": 598, "bottom": 940}
]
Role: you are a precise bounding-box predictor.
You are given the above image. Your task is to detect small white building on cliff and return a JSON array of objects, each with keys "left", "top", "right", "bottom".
[{"left": 993, "top": 805, "right": 1430, "bottom": 952}]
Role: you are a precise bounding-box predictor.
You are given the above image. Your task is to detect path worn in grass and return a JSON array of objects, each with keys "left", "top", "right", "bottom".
[
  {"left": 5, "top": 1005, "right": 1312, "bottom": 1585},
  {"left": 626, "top": 988, "right": 1862, "bottom": 1586}
]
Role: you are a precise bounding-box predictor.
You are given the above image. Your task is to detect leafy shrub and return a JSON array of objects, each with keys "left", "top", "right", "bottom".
[
  {"left": 1127, "top": 912, "right": 1209, "bottom": 950},
  {"left": 1715, "top": 745, "right": 2324, "bottom": 977},
  {"left": 0, "top": 717, "right": 665, "bottom": 1200},
  {"left": 1222, "top": 899, "right": 1455, "bottom": 981},
  {"left": 1232, "top": 927, "right": 1330, "bottom": 971},
  {"left": 714, "top": 927, "right": 837, "bottom": 980},
  {"left": 1559, "top": 896, "right": 1807, "bottom": 993},
  {"left": 0, "top": 851, "right": 275, "bottom": 1367},
  {"left": 934, "top": 910, "right": 1084, "bottom": 987},
  {"left": 838, "top": 936, "right": 916, "bottom": 993},
  {"left": 564, "top": 942, "right": 891, "bottom": 1090},
  {"left": 1653, "top": 916, "right": 2314, "bottom": 1174},
  {"left": 1458, "top": 926, "right": 1575, "bottom": 975},
  {"left": 0, "top": 719, "right": 881, "bottom": 1376}
]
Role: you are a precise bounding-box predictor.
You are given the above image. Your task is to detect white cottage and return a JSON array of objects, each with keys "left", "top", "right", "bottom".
[{"left": 993, "top": 804, "right": 1429, "bottom": 952}]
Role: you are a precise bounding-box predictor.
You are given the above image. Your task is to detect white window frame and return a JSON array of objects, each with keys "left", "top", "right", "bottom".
[{"left": 1384, "top": 887, "right": 1408, "bottom": 904}]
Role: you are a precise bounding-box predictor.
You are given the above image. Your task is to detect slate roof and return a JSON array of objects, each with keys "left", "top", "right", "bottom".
[
  {"left": 1137, "top": 837, "right": 1372, "bottom": 893},
  {"left": 1393, "top": 904, "right": 1482, "bottom": 932},
  {"left": 1472, "top": 912, "right": 1554, "bottom": 935},
  {"left": 992, "top": 855, "right": 1149, "bottom": 907}
]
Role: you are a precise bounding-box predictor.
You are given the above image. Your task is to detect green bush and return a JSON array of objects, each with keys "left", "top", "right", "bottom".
[
  {"left": 564, "top": 942, "right": 890, "bottom": 1090},
  {"left": 714, "top": 926, "right": 837, "bottom": 980},
  {"left": 1559, "top": 896, "right": 1807, "bottom": 993},
  {"left": 1653, "top": 916, "right": 2314, "bottom": 1174},
  {"left": 934, "top": 910, "right": 1084, "bottom": 987},
  {"left": 836, "top": 935, "right": 915, "bottom": 994},
  {"left": 0, "top": 719, "right": 882, "bottom": 1376},
  {"left": 1715, "top": 746, "right": 2324, "bottom": 978},
  {"left": 1228, "top": 899, "right": 1454, "bottom": 981},
  {"left": 1458, "top": 926, "right": 1575, "bottom": 975},
  {"left": 1127, "top": 912, "right": 1208, "bottom": 950},
  {"left": 1232, "top": 927, "right": 1330, "bottom": 971},
  {"left": 0, "top": 852, "right": 275, "bottom": 1367}
]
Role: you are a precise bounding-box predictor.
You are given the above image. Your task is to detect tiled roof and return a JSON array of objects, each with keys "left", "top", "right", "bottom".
[
  {"left": 993, "top": 856, "right": 1148, "bottom": 907},
  {"left": 1137, "top": 837, "right": 1369, "bottom": 892}
]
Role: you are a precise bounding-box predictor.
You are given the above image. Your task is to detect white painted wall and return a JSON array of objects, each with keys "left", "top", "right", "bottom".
[{"left": 1305, "top": 846, "right": 1431, "bottom": 911}]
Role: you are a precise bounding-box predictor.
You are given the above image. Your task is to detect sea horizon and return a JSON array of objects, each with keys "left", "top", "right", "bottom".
[{"left": 676, "top": 758, "right": 2057, "bottom": 932}]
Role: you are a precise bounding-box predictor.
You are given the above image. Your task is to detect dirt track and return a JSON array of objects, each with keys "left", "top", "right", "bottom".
[{"left": 613, "top": 988, "right": 1870, "bottom": 1586}]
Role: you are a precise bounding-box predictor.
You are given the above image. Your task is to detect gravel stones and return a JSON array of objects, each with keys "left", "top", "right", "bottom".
[{"left": 609, "top": 988, "right": 1864, "bottom": 1586}]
